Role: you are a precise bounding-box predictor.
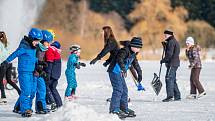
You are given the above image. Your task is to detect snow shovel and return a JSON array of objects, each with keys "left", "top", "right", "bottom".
[{"left": 151, "top": 46, "right": 165, "bottom": 95}]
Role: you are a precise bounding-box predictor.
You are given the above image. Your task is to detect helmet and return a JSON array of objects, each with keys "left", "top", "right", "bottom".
[
  {"left": 47, "top": 29, "right": 56, "bottom": 39},
  {"left": 70, "top": 44, "right": 81, "bottom": 51},
  {"left": 42, "top": 30, "right": 53, "bottom": 43},
  {"left": 51, "top": 41, "right": 61, "bottom": 49},
  {"left": 28, "top": 28, "right": 43, "bottom": 40}
]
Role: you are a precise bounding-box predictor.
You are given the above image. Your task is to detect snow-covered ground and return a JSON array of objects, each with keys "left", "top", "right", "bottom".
[{"left": 0, "top": 61, "right": 215, "bottom": 121}]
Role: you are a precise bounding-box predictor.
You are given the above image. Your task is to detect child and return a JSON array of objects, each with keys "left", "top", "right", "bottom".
[
  {"left": 32, "top": 30, "right": 54, "bottom": 114},
  {"left": 45, "top": 40, "right": 63, "bottom": 109},
  {"left": 107, "top": 37, "right": 143, "bottom": 119},
  {"left": 1, "top": 28, "right": 43, "bottom": 117},
  {"left": 185, "top": 37, "right": 206, "bottom": 99},
  {"left": 65, "top": 45, "right": 86, "bottom": 101}
]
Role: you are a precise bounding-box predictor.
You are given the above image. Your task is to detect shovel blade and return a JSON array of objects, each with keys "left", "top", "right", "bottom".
[{"left": 151, "top": 73, "right": 162, "bottom": 95}]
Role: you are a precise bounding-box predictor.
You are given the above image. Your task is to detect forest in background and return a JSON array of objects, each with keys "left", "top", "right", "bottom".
[{"left": 35, "top": 0, "right": 215, "bottom": 59}]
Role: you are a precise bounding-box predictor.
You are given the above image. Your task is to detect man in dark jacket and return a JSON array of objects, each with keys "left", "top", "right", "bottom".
[
  {"left": 107, "top": 37, "right": 142, "bottom": 119},
  {"left": 160, "top": 30, "right": 181, "bottom": 102}
]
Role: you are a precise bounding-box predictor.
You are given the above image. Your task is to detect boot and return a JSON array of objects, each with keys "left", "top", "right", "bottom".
[
  {"left": 110, "top": 109, "right": 128, "bottom": 119},
  {"left": 123, "top": 108, "right": 136, "bottom": 117},
  {"left": 13, "top": 106, "right": 21, "bottom": 114},
  {"left": 198, "top": 91, "right": 206, "bottom": 99},
  {"left": 0, "top": 98, "right": 7, "bottom": 104},
  {"left": 21, "top": 110, "right": 32, "bottom": 117},
  {"left": 162, "top": 97, "right": 173, "bottom": 102}
]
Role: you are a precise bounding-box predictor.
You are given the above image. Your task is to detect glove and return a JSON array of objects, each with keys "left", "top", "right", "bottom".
[
  {"left": 160, "top": 59, "right": 165, "bottom": 64},
  {"left": 80, "top": 62, "right": 86, "bottom": 67},
  {"left": 121, "top": 70, "right": 127, "bottom": 78},
  {"left": 41, "top": 71, "right": 49, "bottom": 82},
  {"left": 75, "top": 63, "right": 80, "bottom": 69},
  {"left": 137, "top": 83, "right": 145, "bottom": 91},
  {"left": 90, "top": 58, "right": 99, "bottom": 65},
  {"left": 103, "top": 61, "right": 109, "bottom": 67},
  {"left": 34, "top": 71, "right": 40, "bottom": 77},
  {"left": 188, "top": 64, "right": 194, "bottom": 69}
]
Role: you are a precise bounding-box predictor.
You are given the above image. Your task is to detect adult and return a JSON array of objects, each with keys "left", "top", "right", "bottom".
[
  {"left": 160, "top": 30, "right": 181, "bottom": 102},
  {"left": 0, "top": 31, "right": 21, "bottom": 104}
]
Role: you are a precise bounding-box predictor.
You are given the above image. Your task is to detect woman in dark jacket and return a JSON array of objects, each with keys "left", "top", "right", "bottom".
[
  {"left": 0, "top": 31, "right": 21, "bottom": 104},
  {"left": 90, "top": 26, "right": 119, "bottom": 66},
  {"left": 185, "top": 36, "right": 206, "bottom": 99}
]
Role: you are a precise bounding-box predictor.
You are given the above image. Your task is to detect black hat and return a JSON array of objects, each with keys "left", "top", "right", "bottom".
[
  {"left": 130, "top": 37, "right": 143, "bottom": 48},
  {"left": 164, "top": 29, "right": 173, "bottom": 35}
]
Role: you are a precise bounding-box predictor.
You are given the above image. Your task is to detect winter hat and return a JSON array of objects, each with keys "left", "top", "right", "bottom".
[
  {"left": 186, "top": 36, "right": 195, "bottom": 45},
  {"left": 164, "top": 29, "right": 173, "bottom": 35},
  {"left": 130, "top": 37, "right": 143, "bottom": 48},
  {"left": 51, "top": 41, "right": 61, "bottom": 49}
]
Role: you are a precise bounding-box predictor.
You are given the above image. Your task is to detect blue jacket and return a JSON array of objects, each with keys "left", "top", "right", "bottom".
[
  {"left": 6, "top": 39, "right": 37, "bottom": 72},
  {"left": 65, "top": 54, "right": 78, "bottom": 74}
]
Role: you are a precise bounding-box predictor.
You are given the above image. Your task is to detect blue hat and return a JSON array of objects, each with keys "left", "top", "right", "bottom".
[
  {"left": 28, "top": 28, "right": 43, "bottom": 40},
  {"left": 130, "top": 37, "right": 143, "bottom": 48},
  {"left": 51, "top": 41, "right": 61, "bottom": 49}
]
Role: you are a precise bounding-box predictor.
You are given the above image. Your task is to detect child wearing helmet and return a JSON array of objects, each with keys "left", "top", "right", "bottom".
[
  {"left": 1, "top": 28, "right": 43, "bottom": 117},
  {"left": 45, "top": 40, "right": 63, "bottom": 110},
  {"left": 30, "top": 30, "right": 54, "bottom": 114},
  {"left": 65, "top": 45, "right": 86, "bottom": 101}
]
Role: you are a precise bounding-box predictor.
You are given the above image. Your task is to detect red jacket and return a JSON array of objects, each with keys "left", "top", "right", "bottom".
[{"left": 45, "top": 46, "right": 61, "bottom": 62}]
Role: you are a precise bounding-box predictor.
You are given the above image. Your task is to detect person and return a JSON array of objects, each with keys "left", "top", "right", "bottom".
[
  {"left": 0, "top": 31, "right": 21, "bottom": 104},
  {"left": 45, "top": 40, "right": 63, "bottom": 110},
  {"left": 1, "top": 28, "right": 43, "bottom": 117},
  {"left": 185, "top": 37, "right": 206, "bottom": 99},
  {"left": 160, "top": 30, "right": 181, "bottom": 102},
  {"left": 90, "top": 26, "right": 119, "bottom": 66},
  {"left": 65, "top": 45, "right": 86, "bottom": 101},
  {"left": 107, "top": 37, "right": 143, "bottom": 119},
  {"left": 32, "top": 30, "right": 54, "bottom": 114}
]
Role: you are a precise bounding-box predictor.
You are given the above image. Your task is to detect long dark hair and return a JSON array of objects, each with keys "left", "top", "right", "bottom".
[
  {"left": 102, "top": 26, "right": 117, "bottom": 45},
  {"left": 0, "top": 31, "right": 8, "bottom": 47}
]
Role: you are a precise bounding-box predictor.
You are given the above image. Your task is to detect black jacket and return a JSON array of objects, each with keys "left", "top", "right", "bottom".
[
  {"left": 108, "top": 46, "right": 142, "bottom": 82},
  {"left": 96, "top": 39, "right": 119, "bottom": 65},
  {"left": 163, "top": 36, "right": 180, "bottom": 67}
]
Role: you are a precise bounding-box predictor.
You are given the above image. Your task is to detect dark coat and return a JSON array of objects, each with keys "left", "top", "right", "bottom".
[
  {"left": 185, "top": 45, "right": 202, "bottom": 68},
  {"left": 96, "top": 39, "right": 119, "bottom": 65},
  {"left": 162, "top": 36, "right": 180, "bottom": 67},
  {"left": 108, "top": 46, "right": 142, "bottom": 82}
]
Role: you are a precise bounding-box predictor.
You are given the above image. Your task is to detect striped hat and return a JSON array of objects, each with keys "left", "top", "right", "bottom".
[{"left": 130, "top": 37, "right": 143, "bottom": 48}]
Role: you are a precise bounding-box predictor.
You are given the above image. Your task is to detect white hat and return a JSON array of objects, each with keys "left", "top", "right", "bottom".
[{"left": 186, "top": 36, "right": 195, "bottom": 45}]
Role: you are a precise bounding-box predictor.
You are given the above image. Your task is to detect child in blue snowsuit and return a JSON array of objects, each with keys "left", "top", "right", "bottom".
[
  {"left": 65, "top": 45, "right": 86, "bottom": 100},
  {"left": 31, "top": 30, "right": 54, "bottom": 114},
  {"left": 107, "top": 37, "right": 143, "bottom": 119},
  {"left": 1, "top": 28, "right": 43, "bottom": 117}
]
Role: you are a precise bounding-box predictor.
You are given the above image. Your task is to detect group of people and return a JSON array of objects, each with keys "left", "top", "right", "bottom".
[
  {"left": 0, "top": 26, "right": 206, "bottom": 119},
  {"left": 89, "top": 27, "right": 206, "bottom": 119},
  {"left": 0, "top": 28, "right": 63, "bottom": 117}
]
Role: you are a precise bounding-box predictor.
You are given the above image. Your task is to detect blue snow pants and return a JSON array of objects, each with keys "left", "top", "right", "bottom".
[
  {"left": 34, "top": 77, "right": 47, "bottom": 111},
  {"left": 65, "top": 71, "right": 77, "bottom": 96},
  {"left": 108, "top": 72, "right": 128, "bottom": 112},
  {"left": 14, "top": 72, "right": 34, "bottom": 113},
  {"left": 165, "top": 66, "right": 181, "bottom": 99}
]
